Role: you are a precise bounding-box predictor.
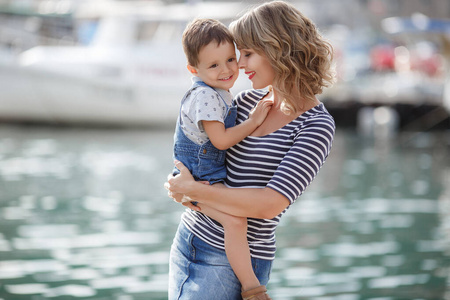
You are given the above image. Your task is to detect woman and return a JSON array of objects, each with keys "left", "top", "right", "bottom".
[{"left": 166, "top": 1, "right": 336, "bottom": 299}]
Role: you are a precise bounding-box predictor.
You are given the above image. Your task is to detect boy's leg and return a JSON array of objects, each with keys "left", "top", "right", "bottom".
[{"left": 198, "top": 203, "right": 260, "bottom": 291}]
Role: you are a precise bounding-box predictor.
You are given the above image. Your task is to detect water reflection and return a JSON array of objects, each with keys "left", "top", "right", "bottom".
[
  {"left": 0, "top": 125, "right": 448, "bottom": 299},
  {"left": 272, "top": 129, "right": 449, "bottom": 299}
]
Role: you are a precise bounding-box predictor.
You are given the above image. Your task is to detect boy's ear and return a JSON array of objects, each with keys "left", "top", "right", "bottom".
[{"left": 187, "top": 64, "right": 198, "bottom": 75}]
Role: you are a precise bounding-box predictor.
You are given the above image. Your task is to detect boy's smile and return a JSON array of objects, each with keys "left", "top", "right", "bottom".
[{"left": 188, "top": 41, "right": 239, "bottom": 91}]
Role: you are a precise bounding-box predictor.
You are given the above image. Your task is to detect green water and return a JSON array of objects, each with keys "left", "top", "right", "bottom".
[{"left": 0, "top": 125, "right": 448, "bottom": 299}]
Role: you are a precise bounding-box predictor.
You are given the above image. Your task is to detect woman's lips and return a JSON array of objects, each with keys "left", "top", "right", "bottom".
[{"left": 245, "top": 71, "right": 255, "bottom": 80}]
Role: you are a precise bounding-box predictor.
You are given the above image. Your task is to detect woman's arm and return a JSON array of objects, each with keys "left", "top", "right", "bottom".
[
  {"left": 167, "top": 160, "right": 290, "bottom": 219},
  {"left": 167, "top": 110, "right": 335, "bottom": 220}
]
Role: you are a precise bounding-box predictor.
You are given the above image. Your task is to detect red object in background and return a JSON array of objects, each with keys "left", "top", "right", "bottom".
[
  {"left": 370, "top": 44, "right": 396, "bottom": 71},
  {"left": 410, "top": 53, "right": 443, "bottom": 77}
]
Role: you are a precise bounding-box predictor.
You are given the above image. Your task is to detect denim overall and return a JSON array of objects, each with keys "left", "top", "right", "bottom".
[{"left": 173, "top": 81, "right": 237, "bottom": 184}]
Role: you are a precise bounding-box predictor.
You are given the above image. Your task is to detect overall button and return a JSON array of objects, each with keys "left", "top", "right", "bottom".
[{"left": 203, "top": 149, "right": 207, "bottom": 154}]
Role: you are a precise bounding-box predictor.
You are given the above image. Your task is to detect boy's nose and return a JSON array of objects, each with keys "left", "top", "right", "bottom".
[{"left": 222, "top": 64, "right": 233, "bottom": 74}]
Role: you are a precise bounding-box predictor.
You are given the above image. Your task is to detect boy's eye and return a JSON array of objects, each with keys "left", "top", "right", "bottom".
[
  {"left": 228, "top": 58, "right": 235, "bottom": 62},
  {"left": 209, "top": 64, "right": 218, "bottom": 68}
]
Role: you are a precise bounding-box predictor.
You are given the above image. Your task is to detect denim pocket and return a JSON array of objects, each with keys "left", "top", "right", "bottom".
[{"left": 197, "top": 143, "right": 227, "bottom": 180}]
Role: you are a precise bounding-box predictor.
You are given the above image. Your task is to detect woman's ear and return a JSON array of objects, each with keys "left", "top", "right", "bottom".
[{"left": 187, "top": 65, "right": 198, "bottom": 75}]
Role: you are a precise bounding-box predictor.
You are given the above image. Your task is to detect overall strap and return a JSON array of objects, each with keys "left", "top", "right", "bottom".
[
  {"left": 178, "top": 81, "right": 207, "bottom": 126},
  {"left": 179, "top": 81, "right": 230, "bottom": 126}
]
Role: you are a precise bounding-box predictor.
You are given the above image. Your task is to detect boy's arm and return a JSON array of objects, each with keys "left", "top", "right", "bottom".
[{"left": 202, "top": 99, "right": 272, "bottom": 150}]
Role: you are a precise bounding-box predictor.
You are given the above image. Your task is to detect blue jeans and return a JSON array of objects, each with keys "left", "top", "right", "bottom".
[{"left": 168, "top": 222, "right": 272, "bottom": 300}]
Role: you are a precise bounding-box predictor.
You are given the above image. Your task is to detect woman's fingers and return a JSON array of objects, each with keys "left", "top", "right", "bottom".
[
  {"left": 166, "top": 161, "right": 200, "bottom": 206},
  {"left": 164, "top": 180, "right": 170, "bottom": 191},
  {"left": 172, "top": 192, "right": 184, "bottom": 203},
  {"left": 164, "top": 178, "right": 179, "bottom": 200},
  {"left": 182, "top": 201, "right": 201, "bottom": 211},
  {"left": 174, "top": 160, "right": 188, "bottom": 173}
]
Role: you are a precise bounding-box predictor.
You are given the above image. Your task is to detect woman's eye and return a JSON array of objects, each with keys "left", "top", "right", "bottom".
[
  {"left": 228, "top": 58, "right": 235, "bottom": 62},
  {"left": 240, "top": 49, "right": 253, "bottom": 58}
]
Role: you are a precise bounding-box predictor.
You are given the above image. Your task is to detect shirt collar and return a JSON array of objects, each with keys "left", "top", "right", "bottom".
[{"left": 192, "top": 76, "right": 233, "bottom": 104}]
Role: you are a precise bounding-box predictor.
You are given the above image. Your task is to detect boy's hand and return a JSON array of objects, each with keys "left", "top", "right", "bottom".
[{"left": 248, "top": 99, "right": 273, "bottom": 126}]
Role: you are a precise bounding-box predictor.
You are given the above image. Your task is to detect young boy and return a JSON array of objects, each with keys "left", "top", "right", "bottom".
[{"left": 172, "top": 18, "right": 272, "bottom": 294}]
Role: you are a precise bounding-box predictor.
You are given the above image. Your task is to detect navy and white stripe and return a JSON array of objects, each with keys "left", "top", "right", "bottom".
[{"left": 181, "top": 89, "right": 335, "bottom": 260}]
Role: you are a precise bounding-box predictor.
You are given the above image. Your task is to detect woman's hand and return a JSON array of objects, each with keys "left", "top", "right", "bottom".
[
  {"left": 165, "top": 180, "right": 201, "bottom": 211},
  {"left": 165, "top": 160, "right": 207, "bottom": 211},
  {"left": 181, "top": 196, "right": 201, "bottom": 211},
  {"left": 167, "top": 160, "right": 197, "bottom": 195}
]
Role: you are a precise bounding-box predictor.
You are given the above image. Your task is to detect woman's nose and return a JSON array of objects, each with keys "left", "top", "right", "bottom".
[{"left": 238, "top": 57, "right": 245, "bottom": 69}]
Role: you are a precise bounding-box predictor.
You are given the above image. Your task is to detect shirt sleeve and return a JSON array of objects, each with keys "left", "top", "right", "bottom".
[
  {"left": 188, "top": 88, "right": 227, "bottom": 131},
  {"left": 266, "top": 115, "right": 335, "bottom": 204}
]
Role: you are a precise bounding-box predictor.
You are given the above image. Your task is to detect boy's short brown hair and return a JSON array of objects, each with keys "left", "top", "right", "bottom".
[{"left": 182, "top": 18, "right": 234, "bottom": 67}]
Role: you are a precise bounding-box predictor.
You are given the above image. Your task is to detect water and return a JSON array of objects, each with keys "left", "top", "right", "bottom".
[{"left": 0, "top": 124, "right": 448, "bottom": 300}]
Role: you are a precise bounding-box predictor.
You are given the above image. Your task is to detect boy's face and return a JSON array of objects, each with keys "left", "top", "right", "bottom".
[{"left": 188, "top": 41, "right": 238, "bottom": 91}]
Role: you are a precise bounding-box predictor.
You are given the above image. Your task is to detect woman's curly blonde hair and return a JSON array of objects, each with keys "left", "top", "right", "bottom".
[{"left": 230, "top": 1, "right": 335, "bottom": 114}]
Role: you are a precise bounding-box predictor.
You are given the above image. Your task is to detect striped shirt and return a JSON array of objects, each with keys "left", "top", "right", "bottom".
[{"left": 181, "top": 89, "right": 336, "bottom": 260}]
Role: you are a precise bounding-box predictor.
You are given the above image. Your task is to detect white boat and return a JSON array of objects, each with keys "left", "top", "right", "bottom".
[
  {"left": 0, "top": 1, "right": 252, "bottom": 126},
  {"left": 3, "top": 2, "right": 447, "bottom": 129}
]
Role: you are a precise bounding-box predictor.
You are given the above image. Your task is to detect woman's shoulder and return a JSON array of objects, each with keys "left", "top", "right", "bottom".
[
  {"left": 296, "top": 103, "right": 336, "bottom": 136},
  {"left": 303, "top": 103, "right": 335, "bottom": 123}
]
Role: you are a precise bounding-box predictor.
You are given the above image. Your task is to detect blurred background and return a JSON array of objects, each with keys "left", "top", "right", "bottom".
[{"left": 0, "top": 0, "right": 449, "bottom": 299}]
